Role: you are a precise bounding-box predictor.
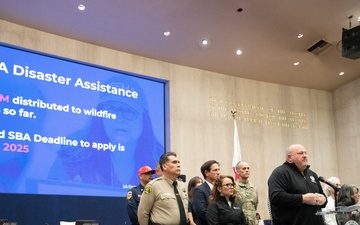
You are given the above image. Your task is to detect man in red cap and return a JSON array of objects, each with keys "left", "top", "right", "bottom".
[{"left": 127, "top": 166, "right": 155, "bottom": 225}]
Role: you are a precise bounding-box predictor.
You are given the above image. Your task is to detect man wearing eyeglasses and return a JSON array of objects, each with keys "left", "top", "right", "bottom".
[{"left": 234, "top": 161, "right": 258, "bottom": 225}]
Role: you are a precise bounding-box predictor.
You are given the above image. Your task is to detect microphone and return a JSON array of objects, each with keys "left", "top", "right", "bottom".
[{"left": 319, "top": 176, "right": 339, "bottom": 192}]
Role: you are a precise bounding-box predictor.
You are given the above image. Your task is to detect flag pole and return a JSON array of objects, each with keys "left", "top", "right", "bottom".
[{"left": 231, "top": 109, "right": 242, "bottom": 181}]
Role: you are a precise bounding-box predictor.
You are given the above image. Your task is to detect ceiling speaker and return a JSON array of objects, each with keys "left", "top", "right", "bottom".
[{"left": 342, "top": 25, "right": 360, "bottom": 60}]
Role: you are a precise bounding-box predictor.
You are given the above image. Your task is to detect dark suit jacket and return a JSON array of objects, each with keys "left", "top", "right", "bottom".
[{"left": 193, "top": 182, "right": 211, "bottom": 225}]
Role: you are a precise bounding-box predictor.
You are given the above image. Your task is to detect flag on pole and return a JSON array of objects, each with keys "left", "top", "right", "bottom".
[{"left": 232, "top": 119, "right": 242, "bottom": 181}]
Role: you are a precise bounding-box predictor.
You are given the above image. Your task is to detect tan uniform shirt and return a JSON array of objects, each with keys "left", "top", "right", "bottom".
[{"left": 138, "top": 175, "right": 188, "bottom": 225}]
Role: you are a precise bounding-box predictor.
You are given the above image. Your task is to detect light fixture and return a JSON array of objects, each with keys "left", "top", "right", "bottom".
[
  {"left": 293, "top": 62, "right": 300, "bottom": 66},
  {"left": 297, "top": 33, "right": 304, "bottom": 39},
  {"left": 163, "top": 31, "right": 170, "bottom": 36},
  {"left": 198, "top": 38, "right": 212, "bottom": 49},
  {"left": 78, "top": 4, "right": 85, "bottom": 10},
  {"left": 339, "top": 72, "right": 345, "bottom": 76},
  {"left": 202, "top": 39, "right": 209, "bottom": 45},
  {"left": 236, "top": 49, "right": 242, "bottom": 55}
]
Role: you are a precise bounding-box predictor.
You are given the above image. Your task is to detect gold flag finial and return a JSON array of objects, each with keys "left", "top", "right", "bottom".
[{"left": 231, "top": 109, "right": 237, "bottom": 119}]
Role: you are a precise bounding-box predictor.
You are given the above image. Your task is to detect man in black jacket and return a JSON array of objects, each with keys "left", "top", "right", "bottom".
[{"left": 268, "top": 144, "right": 327, "bottom": 225}]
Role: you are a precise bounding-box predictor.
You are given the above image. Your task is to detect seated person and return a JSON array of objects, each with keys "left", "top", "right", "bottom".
[{"left": 336, "top": 184, "right": 360, "bottom": 225}]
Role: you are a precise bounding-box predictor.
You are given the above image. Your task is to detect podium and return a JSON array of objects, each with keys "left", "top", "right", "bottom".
[
  {"left": 316, "top": 204, "right": 360, "bottom": 225},
  {"left": 337, "top": 204, "right": 360, "bottom": 225}
]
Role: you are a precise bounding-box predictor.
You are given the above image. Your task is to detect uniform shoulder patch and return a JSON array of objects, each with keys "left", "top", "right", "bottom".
[
  {"left": 144, "top": 185, "right": 152, "bottom": 194},
  {"left": 126, "top": 191, "right": 132, "bottom": 200}
]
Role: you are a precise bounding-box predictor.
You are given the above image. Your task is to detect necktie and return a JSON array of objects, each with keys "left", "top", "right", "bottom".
[{"left": 173, "top": 181, "right": 187, "bottom": 225}]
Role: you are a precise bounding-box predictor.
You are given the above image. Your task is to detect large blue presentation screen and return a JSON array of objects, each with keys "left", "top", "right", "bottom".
[{"left": 0, "top": 43, "right": 166, "bottom": 197}]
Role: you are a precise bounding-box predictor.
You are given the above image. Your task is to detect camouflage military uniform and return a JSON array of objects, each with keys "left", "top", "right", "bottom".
[{"left": 235, "top": 181, "right": 258, "bottom": 225}]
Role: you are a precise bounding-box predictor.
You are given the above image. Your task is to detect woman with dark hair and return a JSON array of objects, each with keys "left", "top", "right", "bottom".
[
  {"left": 48, "top": 76, "right": 163, "bottom": 193},
  {"left": 206, "top": 175, "right": 247, "bottom": 225},
  {"left": 188, "top": 176, "right": 203, "bottom": 225},
  {"left": 336, "top": 184, "right": 360, "bottom": 225},
  {"left": 338, "top": 184, "right": 359, "bottom": 206}
]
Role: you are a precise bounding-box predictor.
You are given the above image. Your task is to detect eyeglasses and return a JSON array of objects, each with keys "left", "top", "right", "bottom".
[
  {"left": 222, "top": 183, "right": 235, "bottom": 188},
  {"left": 101, "top": 103, "right": 140, "bottom": 121}
]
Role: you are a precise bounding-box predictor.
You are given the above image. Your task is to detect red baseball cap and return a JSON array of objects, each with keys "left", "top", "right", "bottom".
[{"left": 138, "top": 166, "right": 155, "bottom": 176}]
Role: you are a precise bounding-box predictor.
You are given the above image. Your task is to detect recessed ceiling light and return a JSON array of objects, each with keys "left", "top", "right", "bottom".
[
  {"left": 198, "top": 38, "right": 212, "bottom": 49},
  {"left": 358, "top": 16, "right": 360, "bottom": 22},
  {"left": 202, "top": 39, "right": 209, "bottom": 45},
  {"left": 294, "top": 61, "right": 300, "bottom": 66},
  {"left": 297, "top": 33, "right": 304, "bottom": 39},
  {"left": 163, "top": 31, "right": 170, "bottom": 36},
  {"left": 236, "top": 49, "right": 242, "bottom": 55},
  {"left": 339, "top": 72, "right": 345, "bottom": 76},
  {"left": 78, "top": 4, "right": 85, "bottom": 10}
]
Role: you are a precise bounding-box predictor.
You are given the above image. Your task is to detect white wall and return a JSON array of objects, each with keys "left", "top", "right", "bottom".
[{"left": 333, "top": 77, "right": 360, "bottom": 186}]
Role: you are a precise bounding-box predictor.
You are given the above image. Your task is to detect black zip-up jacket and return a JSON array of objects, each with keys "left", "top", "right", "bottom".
[
  {"left": 268, "top": 162, "right": 327, "bottom": 225},
  {"left": 206, "top": 196, "right": 247, "bottom": 225}
]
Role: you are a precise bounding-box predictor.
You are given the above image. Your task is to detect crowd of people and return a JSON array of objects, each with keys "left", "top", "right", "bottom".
[{"left": 126, "top": 144, "right": 360, "bottom": 225}]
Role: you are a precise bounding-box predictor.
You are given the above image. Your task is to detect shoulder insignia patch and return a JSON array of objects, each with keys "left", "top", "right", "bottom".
[
  {"left": 126, "top": 191, "right": 132, "bottom": 200},
  {"left": 144, "top": 185, "right": 152, "bottom": 194}
]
